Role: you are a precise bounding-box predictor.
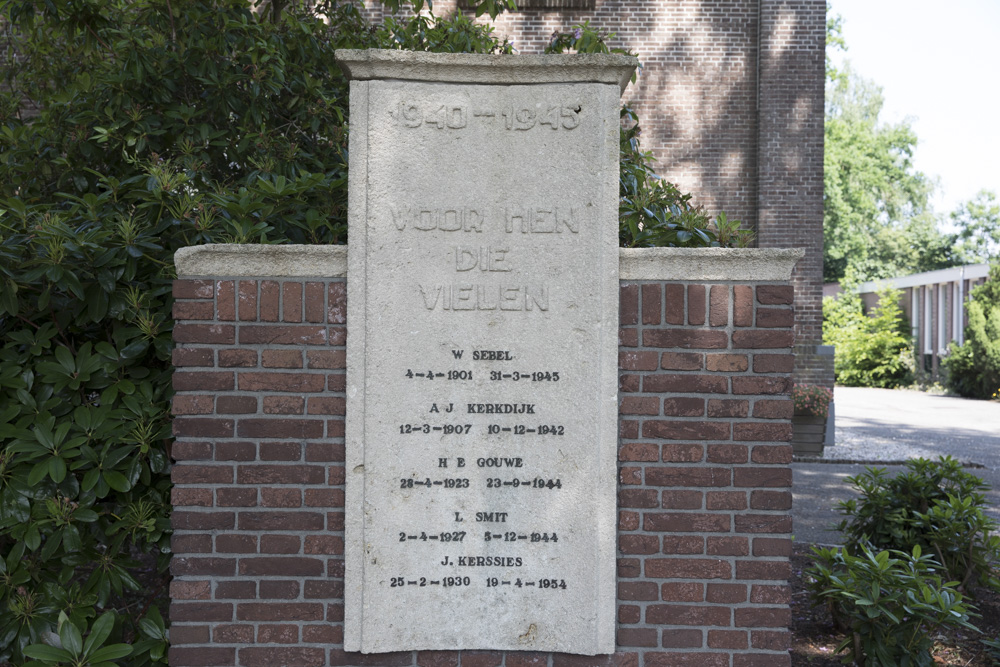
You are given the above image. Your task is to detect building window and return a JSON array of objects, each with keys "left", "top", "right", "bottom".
[{"left": 923, "top": 287, "right": 932, "bottom": 355}]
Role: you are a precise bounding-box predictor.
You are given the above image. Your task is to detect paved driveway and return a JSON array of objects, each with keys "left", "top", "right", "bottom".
[{"left": 792, "top": 387, "right": 1000, "bottom": 545}]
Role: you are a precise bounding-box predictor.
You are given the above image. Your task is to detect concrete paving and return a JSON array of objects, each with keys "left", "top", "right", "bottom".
[{"left": 792, "top": 387, "right": 1000, "bottom": 545}]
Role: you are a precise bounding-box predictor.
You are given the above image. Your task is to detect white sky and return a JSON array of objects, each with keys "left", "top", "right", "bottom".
[{"left": 828, "top": 0, "right": 1000, "bottom": 218}]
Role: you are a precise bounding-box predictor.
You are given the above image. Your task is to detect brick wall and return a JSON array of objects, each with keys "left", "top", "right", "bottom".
[
  {"left": 170, "top": 269, "right": 794, "bottom": 666},
  {"left": 360, "top": 1, "right": 828, "bottom": 388}
]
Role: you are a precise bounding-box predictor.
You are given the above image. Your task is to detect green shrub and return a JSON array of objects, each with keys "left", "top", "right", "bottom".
[
  {"left": 944, "top": 263, "right": 1000, "bottom": 399},
  {"left": 0, "top": 1, "right": 749, "bottom": 663},
  {"left": 823, "top": 284, "right": 913, "bottom": 387},
  {"left": 834, "top": 457, "right": 1000, "bottom": 593},
  {"left": 807, "top": 545, "right": 979, "bottom": 666}
]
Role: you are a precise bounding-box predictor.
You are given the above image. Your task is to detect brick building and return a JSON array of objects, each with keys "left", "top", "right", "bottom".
[{"left": 363, "top": 0, "right": 829, "bottom": 388}]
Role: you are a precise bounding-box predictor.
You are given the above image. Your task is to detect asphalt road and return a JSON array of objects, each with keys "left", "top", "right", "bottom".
[{"left": 792, "top": 387, "right": 1000, "bottom": 545}]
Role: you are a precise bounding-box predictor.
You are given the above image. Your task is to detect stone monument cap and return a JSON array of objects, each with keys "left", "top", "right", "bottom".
[{"left": 335, "top": 49, "right": 638, "bottom": 94}]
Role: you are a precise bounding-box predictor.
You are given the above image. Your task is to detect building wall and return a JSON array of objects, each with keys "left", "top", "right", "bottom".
[
  {"left": 362, "top": 0, "right": 828, "bottom": 388},
  {"left": 169, "top": 256, "right": 796, "bottom": 666}
]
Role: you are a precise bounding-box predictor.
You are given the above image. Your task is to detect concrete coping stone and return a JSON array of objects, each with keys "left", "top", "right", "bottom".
[
  {"left": 175, "top": 244, "right": 804, "bottom": 281},
  {"left": 335, "top": 49, "right": 639, "bottom": 94}
]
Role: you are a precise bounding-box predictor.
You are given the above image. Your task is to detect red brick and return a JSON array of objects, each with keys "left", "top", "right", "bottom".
[
  {"left": 304, "top": 579, "right": 344, "bottom": 598},
  {"left": 735, "top": 514, "right": 793, "bottom": 534},
  {"left": 646, "top": 653, "right": 729, "bottom": 667},
  {"left": 307, "top": 442, "right": 345, "bottom": 462},
  {"left": 643, "top": 329, "right": 728, "bottom": 349},
  {"left": 706, "top": 583, "right": 747, "bottom": 604},
  {"left": 707, "top": 399, "right": 748, "bottom": 418},
  {"left": 706, "top": 491, "right": 747, "bottom": 510},
  {"left": 261, "top": 487, "right": 302, "bottom": 507},
  {"left": 173, "top": 418, "right": 234, "bottom": 438},
  {"left": 551, "top": 653, "right": 638, "bottom": 667},
  {"left": 237, "top": 280, "right": 257, "bottom": 321},
  {"left": 305, "top": 535, "right": 344, "bottom": 555},
  {"left": 707, "top": 629, "right": 748, "bottom": 649},
  {"left": 731, "top": 330, "right": 794, "bottom": 349},
  {"left": 619, "top": 466, "right": 642, "bottom": 485},
  {"left": 307, "top": 350, "right": 346, "bottom": 369},
  {"left": 215, "top": 441, "right": 256, "bottom": 461},
  {"left": 756, "top": 307, "right": 793, "bottom": 328},
  {"left": 329, "top": 650, "right": 413, "bottom": 666},
  {"left": 259, "top": 280, "right": 280, "bottom": 321},
  {"left": 709, "top": 285, "right": 729, "bottom": 326},
  {"left": 237, "top": 419, "right": 324, "bottom": 439},
  {"left": 757, "top": 285, "right": 794, "bottom": 305},
  {"left": 618, "top": 581, "right": 659, "bottom": 600},
  {"left": 619, "top": 534, "right": 659, "bottom": 554},
  {"left": 216, "top": 534, "right": 257, "bottom": 553},
  {"left": 170, "top": 625, "right": 210, "bottom": 644},
  {"left": 643, "top": 421, "right": 730, "bottom": 441},
  {"left": 642, "top": 283, "right": 662, "bottom": 324},
  {"left": 662, "top": 536, "right": 705, "bottom": 554},
  {"left": 257, "top": 624, "right": 299, "bottom": 643},
  {"left": 734, "top": 467, "right": 792, "bottom": 488},
  {"left": 664, "top": 284, "right": 685, "bottom": 324},
  {"left": 239, "top": 647, "right": 325, "bottom": 667},
  {"left": 646, "top": 467, "right": 729, "bottom": 487},
  {"left": 643, "top": 374, "right": 727, "bottom": 394},
  {"left": 619, "top": 328, "right": 638, "bottom": 347},
  {"left": 750, "top": 490, "right": 793, "bottom": 510},
  {"left": 617, "top": 627, "right": 658, "bottom": 647},
  {"left": 237, "top": 465, "right": 325, "bottom": 484},
  {"left": 259, "top": 441, "right": 301, "bottom": 461},
  {"left": 706, "top": 353, "right": 747, "bottom": 372},
  {"left": 752, "top": 399, "right": 793, "bottom": 419},
  {"left": 170, "top": 580, "right": 211, "bottom": 600},
  {"left": 735, "top": 607, "right": 790, "bottom": 628},
  {"left": 328, "top": 374, "right": 346, "bottom": 391},
  {"left": 707, "top": 536, "right": 749, "bottom": 556},
  {"left": 619, "top": 374, "right": 639, "bottom": 392},
  {"left": 303, "top": 625, "right": 342, "bottom": 643},
  {"left": 304, "top": 282, "right": 325, "bottom": 323},
  {"left": 264, "top": 396, "right": 304, "bottom": 414},
  {"left": 216, "top": 396, "right": 257, "bottom": 414},
  {"left": 661, "top": 490, "right": 703, "bottom": 509},
  {"left": 732, "top": 376, "right": 791, "bottom": 395},
  {"left": 173, "top": 279, "right": 214, "bottom": 300},
  {"left": 687, "top": 285, "right": 706, "bottom": 325},
  {"left": 753, "top": 538, "right": 793, "bottom": 557},
  {"left": 173, "top": 371, "right": 233, "bottom": 391},
  {"left": 660, "top": 352, "right": 703, "bottom": 370},
  {"left": 736, "top": 560, "right": 791, "bottom": 581},
  {"left": 216, "top": 488, "right": 257, "bottom": 507},
  {"left": 328, "top": 282, "right": 347, "bottom": 324},
  {"left": 660, "top": 582, "right": 704, "bottom": 602},
  {"left": 169, "top": 647, "right": 235, "bottom": 666},
  {"left": 619, "top": 396, "right": 659, "bottom": 415},
  {"left": 660, "top": 629, "right": 704, "bottom": 649},
  {"left": 751, "top": 584, "right": 791, "bottom": 604},
  {"left": 662, "top": 397, "right": 704, "bottom": 417},
  {"left": 646, "top": 558, "right": 731, "bottom": 579},
  {"left": 237, "top": 603, "right": 323, "bottom": 622},
  {"left": 619, "top": 442, "right": 659, "bottom": 462},
  {"left": 618, "top": 605, "right": 641, "bottom": 624},
  {"left": 706, "top": 444, "right": 747, "bottom": 463},
  {"left": 172, "top": 441, "right": 212, "bottom": 461},
  {"left": 619, "top": 488, "right": 659, "bottom": 508},
  {"left": 172, "top": 348, "right": 214, "bottom": 367},
  {"left": 173, "top": 301, "right": 214, "bottom": 320},
  {"left": 283, "top": 282, "right": 303, "bottom": 322},
  {"left": 172, "top": 395, "right": 214, "bottom": 415},
  {"left": 170, "top": 602, "right": 233, "bottom": 622},
  {"left": 644, "top": 513, "right": 730, "bottom": 532},
  {"left": 619, "top": 350, "right": 659, "bottom": 371},
  {"left": 170, "top": 557, "right": 235, "bottom": 577},
  {"left": 217, "top": 281, "right": 235, "bottom": 321},
  {"left": 261, "top": 350, "right": 303, "bottom": 368},
  {"left": 240, "top": 557, "right": 324, "bottom": 576},
  {"left": 260, "top": 535, "right": 301, "bottom": 554},
  {"left": 661, "top": 444, "right": 705, "bottom": 462},
  {"left": 618, "top": 558, "right": 641, "bottom": 578},
  {"left": 308, "top": 396, "right": 346, "bottom": 415},
  {"left": 172, "top": 512, "right": 234, "bottom": 530},
  {"left": 218, "top": 349, "right": 257, "bottom": 367},
  {"left": 239, "top": 326, "right": 327, "bottom": 345},
  {"left": 646, "top": 604, "right": 730, "bottom": 626},
  {"left": 172, "top": 533, "right": 212, "bottom": 553},
  {"left": 238, "top": 512, "right": 325, "bottom": 531},
  {"left": 734, "top": 285, "right": 754, "bottom": 326},
  {"left": 619, "top": 510, "right": 639, "bottom": 531},
  {"left": 239, "top": 372, "right": 325, "bottom": 392},
  {"left": 753, "top": 353, "right": 795, "bottom": 373},
  {"left": 619, "top": 420, "right": 639, "bottom": 439}
]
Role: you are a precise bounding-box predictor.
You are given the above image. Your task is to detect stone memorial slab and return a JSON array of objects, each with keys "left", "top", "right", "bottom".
[{"left": 339, "top": 50, "right": 636, "bottom": 655}]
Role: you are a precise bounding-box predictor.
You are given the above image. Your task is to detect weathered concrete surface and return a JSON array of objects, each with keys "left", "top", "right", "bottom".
[
  {"left": 793, "top": 387, "right": 1000, "bottom": 545},
  {"left": 620, "top": 247, "right": 803, "bottom": 281}
]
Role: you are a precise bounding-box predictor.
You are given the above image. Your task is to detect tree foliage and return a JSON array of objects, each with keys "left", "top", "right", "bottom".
[
  {"left": 943, "top": 263, "right": 1000, "bottom": 399},
  {"left": 0, "top": 1, "right": 746, "bottom": 663},
  {"left": 951, "top": 190, "right": 1000, "bottom": 264},
  {"left": 823, "top": 285, "right": 913, "bottom": 388}
]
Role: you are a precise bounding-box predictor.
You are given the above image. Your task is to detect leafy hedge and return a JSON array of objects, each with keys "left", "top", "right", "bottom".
[
  {"left": 944, "top": 263, "right": 1000, "bottom": 399},
  {"left": 0, "top": 0, "right": 751, "bottom": 663}
]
